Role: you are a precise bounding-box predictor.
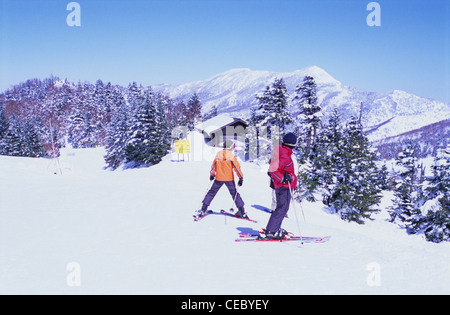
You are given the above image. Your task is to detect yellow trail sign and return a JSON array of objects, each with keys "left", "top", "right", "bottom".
[{"left": 174, "top": 140, "right": 190, "bottom": 154}]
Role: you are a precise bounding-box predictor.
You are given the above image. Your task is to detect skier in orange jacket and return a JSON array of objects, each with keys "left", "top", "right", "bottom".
[{"left": 199, "top": 140, "right": 247, "bottom": 218}]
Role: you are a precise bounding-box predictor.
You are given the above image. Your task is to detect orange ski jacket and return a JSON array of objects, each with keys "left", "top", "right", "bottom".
[{"left": 210, "top": 149, "right": 243, "bottom": 182}]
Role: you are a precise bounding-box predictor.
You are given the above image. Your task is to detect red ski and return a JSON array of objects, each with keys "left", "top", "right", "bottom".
[{"left": 236, "top": 233, "right": 331, "bottom": 243}]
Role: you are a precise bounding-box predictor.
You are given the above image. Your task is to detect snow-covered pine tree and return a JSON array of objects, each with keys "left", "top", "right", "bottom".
[
  {"left": 94, "top": 79, "right": 106, "bottom": 113},
  {"left": 66, "top": 82, "right": 98, "bottom": 148},
  {"left": 124, "top": 88, "right": 163, "bottom": 167},
  {"left": 425, "top": 145, "right": 449, "bottom": 202},
  {"left": 126, "top": 82, "right": 145, "bottom": 125},
  {"left": 389, "top": 141, "right": 423, "bottom": 230},
  {"left": 203, "top": 105, "right": 218, "bottom": 121},
  {"left": 321, "top": 109, "right": 345, "bottom": 192},
  {"left": 127, "top": 82, "right": 145, "bottom": 108},
  {"left": 174, "top": 100, "right": 188, "bottom": 128},
  {"left": 255, "top": 78, "right": 292, "bottom": 133},
  {"left": 246, "top": 105, "right": 262, "bottom": 161},
  {"left": 0, "top": 101, "right": 9, "bottom": 155},
  {"left": 153, "top": 93, "right": 171, "bottom": 163},
  {"left": 3, "top": 118, "right": 26, "bottom": 157},
  {"left": 299, "top": 109, "right": 344, "bottom": 202},
  {"left": 376, "top": 163, "right": 390, "bottom": 191},
  {"left": 422, "top": 145, "right": 450, "bottom": 242},
  {"left": 67, "top": 105, "right": 85, "bottom": 149},
  {"left": 293, "top": 76, "right": 322, "bottom": 161},
  {"left": 186, "top": 93, "right": 202, "bottom": 130},
  {"left": 68, "top": 106, "right": 98, "bottom": 149},
  {"left": 104, "top": 94, "right": 129, "bottom": 169},
  {"left": 103, "top": 82, "right": 115, "bottom": 115},
  {"left": 332, "top": 117, "right": 382, "bottom": 223},
  {"left": 0, "top": 116, "right": 45, "bottom": 158},
  {"left": 92, "top": 79, "right": 109, "bottom": 145},
  {"left": 254, "top": 78, "right": 292, "bottom": 160},
  {"left": 80, "top": 111, "right": 97, "bottom": 148},
  {"left": 22, "top": 118, "right": 44, "bottom": 158},
  {"left": 423, "top": 207, "right": 450, "bottom": 243}
]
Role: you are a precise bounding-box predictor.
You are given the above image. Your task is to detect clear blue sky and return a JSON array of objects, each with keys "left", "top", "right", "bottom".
[{"left": 1, "top": 0, "right": 449, "bottom": 102}]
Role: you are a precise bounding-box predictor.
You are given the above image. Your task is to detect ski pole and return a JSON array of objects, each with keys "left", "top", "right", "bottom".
[
  {"left": 229, "top": 180, "right": 240, "bottom": 213},
  {"left": 288, "top": 180, "right": 303, "bottom": 244},
  {"left": 197, "top": 179, "right": 215, "bottom": 214},
  {"left": 299, "top": 198, "right": 306, "bottom": 222}
]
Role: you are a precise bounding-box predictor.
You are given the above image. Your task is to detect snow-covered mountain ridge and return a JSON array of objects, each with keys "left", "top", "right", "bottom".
[{"left": 154, "top": 66, "right": 450, "bottom": 142}]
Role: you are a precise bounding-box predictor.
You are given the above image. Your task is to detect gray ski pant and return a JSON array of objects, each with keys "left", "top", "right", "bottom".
[
  {"left": 202, "top": 180, "right": 245, "bottom": 209},
  {"left": 266, "top": 187, "right": 291, "bottom": 233}
]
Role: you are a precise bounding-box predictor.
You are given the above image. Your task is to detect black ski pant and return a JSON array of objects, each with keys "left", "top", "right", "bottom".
[
  {"left": 266, "top": 186, "right": 291, "bottom": 233},
  {"left": 202, "top": 180, "right": 245, "bottom": 209}
]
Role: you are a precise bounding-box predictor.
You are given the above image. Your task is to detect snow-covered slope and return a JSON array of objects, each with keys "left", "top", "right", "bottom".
[
  {"left": 154, "top": 67, "right": 450, "bottom": 142},
  {"left": 1, "top": 133, "right": 449, "bottom": 294}
]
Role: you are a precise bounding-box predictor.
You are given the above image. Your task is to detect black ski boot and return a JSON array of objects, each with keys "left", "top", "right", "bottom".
[
  {"left": 258, "top": 228, "right": 289, "bottom": 240},
  {"left": 273, "top": 228, "right": 289, "bottom": 240},
  {"left": 258, "top": 229, "right": 274, "bottom": 240},
  {"left": 235, "top": 207, "right": 249, "bottom": 219},
  {"left": 199, "top": 203, "right": 209, "bottom": 217}
]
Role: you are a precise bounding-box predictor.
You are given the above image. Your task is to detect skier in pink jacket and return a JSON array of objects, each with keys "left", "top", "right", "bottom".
[{"left": 261, "top": 132, "right": 298, "bottom": 239}]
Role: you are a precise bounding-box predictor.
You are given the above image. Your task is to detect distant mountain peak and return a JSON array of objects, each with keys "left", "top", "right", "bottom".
[
  {"left": 292, "top": 66, "right": 340, "bottom": 85},
  {"left": 220, "top": 68, "right": 253, "bottom": 74},
  {"left": 153, "top": 67, "right": 449, "bottom": 142},
  {"left": 212, "top": 66, "right": 339, "bottom": 86}
]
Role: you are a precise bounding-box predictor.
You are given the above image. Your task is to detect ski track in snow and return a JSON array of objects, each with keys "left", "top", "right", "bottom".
[{"left": 1, "top": 145, "right": 450, "bottom": 294}]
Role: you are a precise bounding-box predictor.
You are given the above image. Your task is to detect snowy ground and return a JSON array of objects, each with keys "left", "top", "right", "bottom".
[{"left": 1, "top": 136, "right": 450, "bottom": 294}]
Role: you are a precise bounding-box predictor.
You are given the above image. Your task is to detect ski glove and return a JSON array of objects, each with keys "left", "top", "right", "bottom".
[
  {"left": 281, "top": 172, "right": 292, "bottom": 184},
  {"left": 238, "top": 177, "right": 243, "bottom": 187},
  {"left": 210, "top": 174, "right": 215, "bottom": 181}
]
